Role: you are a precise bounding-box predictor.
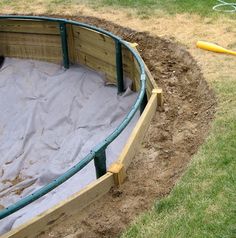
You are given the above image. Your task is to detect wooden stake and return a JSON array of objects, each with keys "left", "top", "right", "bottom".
[{"left": 108, "top": 163, "right": 125, "bottom": 185}]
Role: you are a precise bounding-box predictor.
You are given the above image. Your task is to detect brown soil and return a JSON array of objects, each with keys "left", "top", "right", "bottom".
[{"left": 36, "top": 16, "right": 216, "bottom": 238}]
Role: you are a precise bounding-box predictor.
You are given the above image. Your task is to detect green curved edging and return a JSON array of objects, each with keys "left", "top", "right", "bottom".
[{"left": 0, "top": 15, "right": 146, "bottom": 219}]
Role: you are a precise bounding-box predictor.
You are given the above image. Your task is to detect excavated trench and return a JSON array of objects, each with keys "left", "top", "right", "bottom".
[{"left": 35, "top": 16, "right": 217, "bottom": 238}]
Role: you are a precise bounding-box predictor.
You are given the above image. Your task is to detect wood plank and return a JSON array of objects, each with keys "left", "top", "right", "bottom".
[
  {"left": 75, "top": 49, "right": 140, "bottom": 87},
  {"left": 72, "top": 26, "right": 115, "bottom": 53},
  {"left": 144, "top": 63, "right": 158, "bottom": 89},
  {"left": 122, "top": 46, "right": 135, "bottom": 82},
  {"left": 122, "top": 49, "right": 141, "bottom": 92},
  {"left": 0, "top": 32, "right": 61, "bottom": 47},
  {"left": 133, "top": 63, "right": 141, "bottom": 92},
  {"left": 75, "top": 50, "right": 117, "bottom": 84},
  {"left": 67, "top": 24, "right": 76, "bottom": 64},
  {"left": 71, "top": 26, "right": 117, "bottom": 84},
  {"left": 2, "top": 173, "right": 114, "bottom": 238},
  {"left": 124, "top": 45, "right": 158, "bottom": 98},
  {"left": 0, "top": 20, "right": 59, "bottom": 35},
  {"left": 122, "top": 46, "right": 134, "bottom": 62},
  {"left": 108, "top": 163, "right": 125, "bottom": 185},
  {"left": 0, "top": 44, "right": 62, "bottom": 63},
  {"left": 125, "top": 42, "right": 157, "bottom": 95},
  {"left": 118, "top": 93, "right": 158, "bottom": 170},
  {"left": 146, "top": 76, "right": 155, "bottom": 99},
  {"left": 74, "top": 39, "right": 116, "bottom": 65}
]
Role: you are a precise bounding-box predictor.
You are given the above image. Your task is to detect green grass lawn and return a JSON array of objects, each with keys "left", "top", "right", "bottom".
[
  {"left": 122, "top": 78, "right": 236, "bottom": 237},
  {"left": 1, "top": 0, "right": 236, "bottom": 18},
  {"left": 101, "top": 0, "right": 234, "bottom": 16},
  {"left": 100, "top": 0, "right": 236, "bottom": 19},
  {"left": 0, "top": 1, "right": 235, "bottom": 237}
]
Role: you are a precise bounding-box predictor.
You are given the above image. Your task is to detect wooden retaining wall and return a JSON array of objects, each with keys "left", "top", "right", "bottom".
[
  {"left": 0, "top": 20, "right": 62, "bottom": 62},
  {"left": 0, "top": 19, "right": 155, "bottom": 97},
  {"left": 0, "top": 18, "right": 163, "bottom": 238}
]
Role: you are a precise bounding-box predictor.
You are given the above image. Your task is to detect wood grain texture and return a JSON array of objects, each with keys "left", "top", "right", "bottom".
[
  {"left": 118, "top": 92, "right": 158, "bottom": 170},
  {"left": 0, "top": 20, "right": 59, "bottom": 35},
  {"left": 0, "top": 19, "right": 61, "bottom": 63},
  {"left": 2, "top": 173, "right": 114, "bottom": 238}
]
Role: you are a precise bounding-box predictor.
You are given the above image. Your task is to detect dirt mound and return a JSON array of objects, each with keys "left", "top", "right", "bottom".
[{"left": 39, "top": 16, "right": 216, "bottom": 238}]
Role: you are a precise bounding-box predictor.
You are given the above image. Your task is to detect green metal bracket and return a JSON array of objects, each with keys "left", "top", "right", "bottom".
[
  {"left": 115, "top": 40, "right": 124, "bottom": 94},
  {"left": 59, "top": 22, "right": 69, "bottom": 69},
  {"left": 94, "top": 149, "right": 107, "bottom": 178}
]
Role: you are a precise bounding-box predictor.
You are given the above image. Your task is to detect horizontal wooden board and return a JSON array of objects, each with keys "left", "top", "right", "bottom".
[
  {"left": 131, "top": 66, "right": 154, "bottom": 98},
  {"left": 125, "top": 46, "right": 157, "bottom": 98},
  {"left": 122, "top": 46, "right": 135, "bottom": 82},
  {"left": 3, "top": 173, "right": 114, "bottom": 238},
  {"left": 0, "top": 32, "right": 61, "bottom": 47},
  {"left": 69, "top": 25, "right": 118, "bottom": 84},
  {"left": 73, "top": 26, "right": 115, "bottom": 53},
  {"left": 74, "top": 38, "right": 116, "bottom": 65},
  {"left": 0, "top": 44, "right": 62, "bottom": 63},
  {"left": 75, "top": 49, "right": 141, "bottom": 88},
  {"left": 0, "top": 20, "right": 59, "bottom": 35},
  {"left": 122, "top": 46, "right": 134, "bottom": 61},
  {"left": 118, "top": 93, "right": 158, "bottom": 170},
  {"left": 122, "top": 46, "right": 142, "bottom": 91},
  {"left": 75, "top": 50, "right": 117, "bottom": 84}
]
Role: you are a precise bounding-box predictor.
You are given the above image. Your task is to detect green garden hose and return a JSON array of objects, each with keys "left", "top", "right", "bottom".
[{"left": 213, "top": 0, "right": 236, "bottom": 12}]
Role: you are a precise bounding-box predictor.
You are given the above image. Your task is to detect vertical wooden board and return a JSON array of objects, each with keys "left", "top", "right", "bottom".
[
  {"left": 0, "top": 20, "right": 59, "bottom": 35},
  {"left": 118, "top": 93, "right": 158, "bottom": 170},
  {"left": 2, "top": 173, "right": 114, "bottom": 238}
]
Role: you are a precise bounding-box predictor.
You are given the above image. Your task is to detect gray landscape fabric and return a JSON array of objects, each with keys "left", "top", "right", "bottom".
[{"left": 0, "top": 58, "right": 139, "bottom": 234}]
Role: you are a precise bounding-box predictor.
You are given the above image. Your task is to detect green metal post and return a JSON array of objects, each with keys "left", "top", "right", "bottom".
[
  {"left": 115, "top": 40, "right": 124, "bottom": 94},
  {"left": 94, "top": 149, "right": 107, "bottom": 178},
  {"left": 59, "top": 22, "right": 69, "bottom": 69},
  {"left": 140, "top": 91, "right": 147, "bottom": 114}
]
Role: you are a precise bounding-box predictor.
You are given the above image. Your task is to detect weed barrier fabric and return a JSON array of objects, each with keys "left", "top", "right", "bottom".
[{"left": 0, "top": 58, "right": 139, "bottom": 234}]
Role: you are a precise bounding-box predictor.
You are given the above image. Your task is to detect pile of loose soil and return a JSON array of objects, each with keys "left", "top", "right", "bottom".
[{"left": 38, "top": 16, "right": 216, "bottom": 238}]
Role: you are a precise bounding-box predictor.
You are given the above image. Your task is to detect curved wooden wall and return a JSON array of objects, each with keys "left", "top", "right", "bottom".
[{"left": 0, "top": 18, "right": 162, "bottom": 238}]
